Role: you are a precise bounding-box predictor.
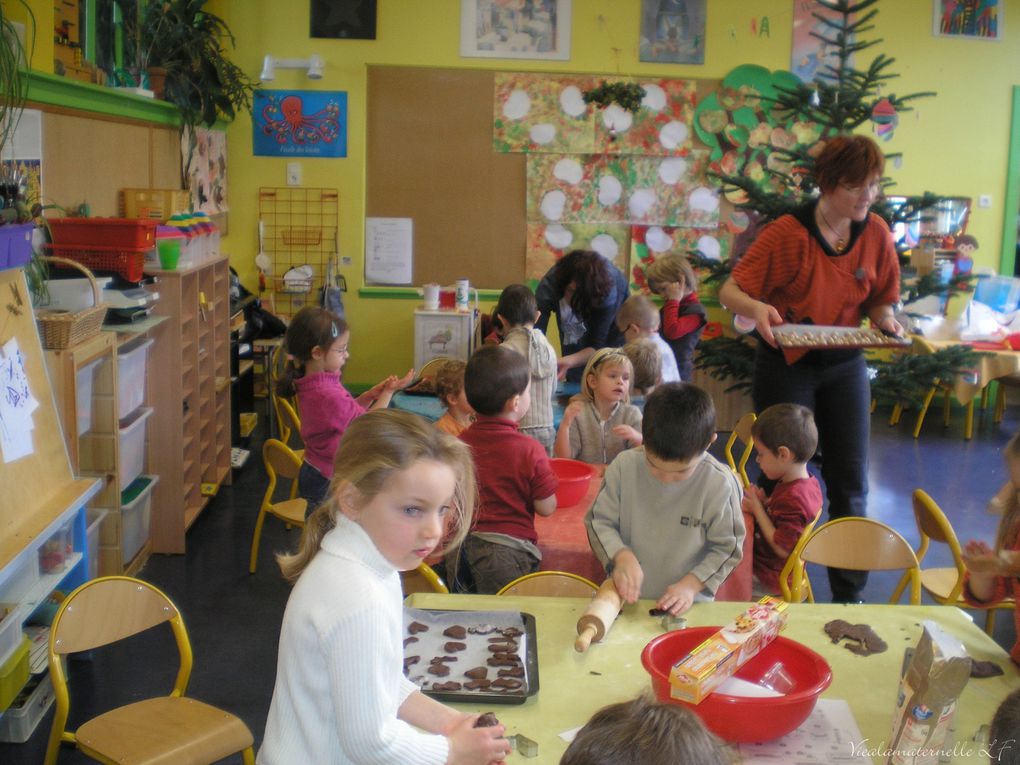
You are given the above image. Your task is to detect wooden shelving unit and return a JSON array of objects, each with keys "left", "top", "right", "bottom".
[{"left": 146, "top": 257, "right": 232, "bottom": 553}]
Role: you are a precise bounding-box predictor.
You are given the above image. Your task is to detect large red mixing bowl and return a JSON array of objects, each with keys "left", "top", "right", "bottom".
[
  {"left": 550, "top": 458, "right": 596, "bottom": 507},
  {"left": 641, "top": 626, "right": 832, "bottom": 743}
]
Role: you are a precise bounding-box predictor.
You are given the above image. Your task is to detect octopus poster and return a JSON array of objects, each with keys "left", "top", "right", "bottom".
[{"left": 253, "top": 90, "right": 347, "bottom": 158}]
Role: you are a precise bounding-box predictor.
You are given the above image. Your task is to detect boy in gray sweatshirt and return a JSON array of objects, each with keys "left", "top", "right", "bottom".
[{"left": 585, "top": 383, "right": 745, "bottom": 615}]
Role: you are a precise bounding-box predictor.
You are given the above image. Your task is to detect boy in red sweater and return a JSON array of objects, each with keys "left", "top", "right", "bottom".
[{"left": 743, "top": 404, "right": 823, "bottom": 597}]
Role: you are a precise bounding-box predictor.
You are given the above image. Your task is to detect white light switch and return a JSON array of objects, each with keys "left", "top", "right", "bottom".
[
  {"left": 287, "top": 162, "right": 302, "bottom": 186},
  {"left": 978, "top": 194, "right": 992, "bottom": 208}
]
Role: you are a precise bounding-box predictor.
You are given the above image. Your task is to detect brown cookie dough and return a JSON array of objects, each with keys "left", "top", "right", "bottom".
[
  {"left": 427, "top": 663, "right": 451, "bottom": 677},
  {"left": 465, "top": 678, "right": 492, "bottom": 690},
  {"left": 487, "top": 657, "right": 519, "bottom": 667},
  {"left": 431, "top": 655, "right": 458, "bottom": 663},
  {"left": 464, "top": 667, "right": 489, "bottom": 679},
  {"left": 474, "top": 712, "right": 500, "bottom": 728},
  {"left": 971, "top": 659, "right": 1005, "bottom": 678},
  {"left": 443, "top": 625, "right": 467, "bottom": 639},
  {"left": 491, "top": 677, "right": 523, "bottom": 690},
  {"left": 444, "top": 641, "right": 467, "bottom": 652},
  {"left": 823, "top": 619, "right": 888, "bottom": 656},
  {"left": 497, "top": 666, "right": 525, "bottom": 678},
  {"left": 502, "top": 627, "right": 523, "bottom": 638},
  {"left": 487, "top": 642, "right": 518, "bottom": 653},
  {"left": 403, "top": 656, "right": 420, "bottom": 671},
  {"left": 403, "top": 636, "right": 419, "bottom": 647},
  {"left": 408, "top": 621, "right": 429, "bottom": 634},
  {"left": 431, "top": 681, "right": 463, "bottom": 692}
]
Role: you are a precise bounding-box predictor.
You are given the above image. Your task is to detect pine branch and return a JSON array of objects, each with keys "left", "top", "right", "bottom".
[{"left": 694, "top": 336, "right": 756, "bottom": 394}]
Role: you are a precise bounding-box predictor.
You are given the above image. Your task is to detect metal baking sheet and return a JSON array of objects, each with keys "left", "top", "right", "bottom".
[
  {"left": 772, "top": 324, "right": 911, "bottom": 350},
  {"left": 403, "top": 608, "right": 539, "bottom": 705}
]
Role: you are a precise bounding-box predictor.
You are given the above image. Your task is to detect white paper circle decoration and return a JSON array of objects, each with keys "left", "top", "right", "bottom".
[
  {"left": 602, "top": 104, "right": 633, "bottom": 134},
  {"left": 530, "top": 123, "right": 556, "bottom": 145},
  {"left": 658, "top": 157, "right": 688, "bottom": 185},
  {"left": 645, "top": 227, "right": 674, "bottom": 253},
  {"left": 696, "top": 236, "right": 722, "bottom": 260},
  {"left": 628, "top": 188, "right": 657, "bottom": 219},
  {"left": 560, "top": 85, "right": 587, "bottom": 117},
  {"left": 553, "top": 158, "right": 584, "bottom": 185},
  {"left": 544, "top": 224, "right": 573, "bottom": 250},
  {"left": 503, "top": 89, "right": 531, "bottom": 120},
  {"left": 659, "top": 121, "right": 689, "bottom": 150},
  {"left": 591, "top": 234, "right": 619, "bottom": 261},
  {"left": 597, "top": 175, "right": 623, "bottom": 206},
  {"left": 688, "top": 186, "right": 720, "bottom": 213},
  {"left": 642, "top": 84, "right": 667, "bottom": 111},
  {"left": 540, "top": 190, "right": 567, "bottom": 221}
]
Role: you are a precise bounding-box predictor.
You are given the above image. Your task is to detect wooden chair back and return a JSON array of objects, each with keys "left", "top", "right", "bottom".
[
  {"left": 724, "top": 412, "right": 757, "bottom": 487},
  {"left": 251, "top": 440, "right": 307, "bottom": 573},
  {"left": 274, "top": 394, "right": 302, "bottom": 450},
  {"left": 496, "top": 571, "right": 598, "bottom": 597},
  {"left": 401, "top": 562, "right": 450, "bottom": 596},
  {"left": 778, "top": 507, "right": 822, "bottom": 603}
]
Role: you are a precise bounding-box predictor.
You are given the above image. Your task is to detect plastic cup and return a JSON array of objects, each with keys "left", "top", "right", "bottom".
[
  {"left": 423, "top": 283, "right": 440, "bottom": 310},
  {"left": 157, "top": 238, "right": 181, "bottom": 269}
]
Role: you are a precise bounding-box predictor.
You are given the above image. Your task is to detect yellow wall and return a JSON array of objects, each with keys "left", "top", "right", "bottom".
[{"left": 220, "top": 0, "right": 1020, "bottom": 385}]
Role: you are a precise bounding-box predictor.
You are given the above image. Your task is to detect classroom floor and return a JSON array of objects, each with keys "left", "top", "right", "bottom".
[{"left": 3, "top": 395, "right": 1017, "bottom": 764}]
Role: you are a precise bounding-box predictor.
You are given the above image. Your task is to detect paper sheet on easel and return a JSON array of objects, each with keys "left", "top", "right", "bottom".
[
  {"left": 365, "top": 217, "right": 413, "bottom": 285},
  {"left": 738, "top": 698, "right": 865, "bottom": 763},
  {"left": 0, "top": 337, "right": 39, "bottom": 463}
]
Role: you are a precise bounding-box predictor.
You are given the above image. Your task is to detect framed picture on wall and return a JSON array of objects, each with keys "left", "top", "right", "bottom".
[
  {"left": 933, "top": 0, "right": 1001, "bottom": 40},
  {"left": 311, "top": 0, "right": 377, "bottom": 39},
  {"left": 638, "top": 0, "right": 706, "bottom": 65},
  {"left": 460, "top": 0, "right": 572, "bottom": 60}
]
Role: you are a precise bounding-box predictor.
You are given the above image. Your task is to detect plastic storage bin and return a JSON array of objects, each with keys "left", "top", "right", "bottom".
[
  {"left": 973, "top": 275, "right": 1020, "bottom": 313},
  {"left": 0, "top": 673, "right": 54, "bottom": 743},
  {"left": 48, "top": 218, "right": 158, "bottom": 249},
  {"left": 0, "top": 223, "right": 35, "bottom": 270},
  {"left": 121, "top": 475, "right": 158, "bottom": 565},
  {"left": 86, "top": 508, "right": 108, "bottom": 580},
  {"left": 75, "top": 358, "right": 102, "bottom": 437},
  {"left": 118, "top": 407, "right": 153, "bottom": 491},
  {"left": 117, "top": 338, "right": 153, "bottom": 420},
  {"left": 0, "top": 638, "right": 29, "bottom": 712},
  {"left": 120, "top": 189, "right": 191, "bottom": 221},
  {"left": 0, "top": 605, "right": 21, "bottom": 668},
  {"left": 38, "top": 519, "right": 72, "bottom": 576}
]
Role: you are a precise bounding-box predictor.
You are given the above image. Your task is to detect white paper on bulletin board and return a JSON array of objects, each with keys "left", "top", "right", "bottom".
[{"left": 365, "top": 217, "right": 413, "bottom": 285}]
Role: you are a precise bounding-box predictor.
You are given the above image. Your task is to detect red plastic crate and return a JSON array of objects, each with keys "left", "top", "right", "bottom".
[
  {"left": 44, "top": 244, "right": 147, "bottom": 282},
  {"left": 48, "top": 218, "right": 157, "bottom": 249}
]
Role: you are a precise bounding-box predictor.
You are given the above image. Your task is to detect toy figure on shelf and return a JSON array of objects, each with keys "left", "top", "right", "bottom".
[{"left": 953, "top": 234, "right": 978, "bottom": 281}]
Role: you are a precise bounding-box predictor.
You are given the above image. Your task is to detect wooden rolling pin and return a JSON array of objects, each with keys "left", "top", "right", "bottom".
[{"left": 575, "top": 579, "right": 623, "bottom": 652}]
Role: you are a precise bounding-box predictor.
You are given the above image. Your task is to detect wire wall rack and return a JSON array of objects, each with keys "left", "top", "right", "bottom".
[{"left": 258, "top": 187, "right": 339, "bottom": 320}]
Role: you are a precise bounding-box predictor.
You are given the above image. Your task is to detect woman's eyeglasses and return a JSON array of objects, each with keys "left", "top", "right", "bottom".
[{"left": 839, "top": 181, "right": 882, "bottom": 196}]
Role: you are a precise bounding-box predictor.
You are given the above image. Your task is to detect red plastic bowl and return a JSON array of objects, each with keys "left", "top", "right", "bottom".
[
  {"left": 641, "top": 626, "right": 832, "bottom": 743},
  {"left": 550, "top": 458, "right": 596, "bottom": 507}
]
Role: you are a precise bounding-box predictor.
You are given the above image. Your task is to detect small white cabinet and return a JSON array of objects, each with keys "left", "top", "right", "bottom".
[{"left": 413, "top": 309, "right": 478, "bottom": 368}]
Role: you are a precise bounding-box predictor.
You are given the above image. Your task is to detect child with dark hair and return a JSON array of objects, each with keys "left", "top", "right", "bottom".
[
  {"left": 989, "top": 687, "right": 1020, "bottom": 765},
  {"left": 457, "top": 345, "right": 558, "bottom": 593},
  {"left": 585, "top": 382, "right": 744, "bottom": 614},
  {"left": 743, "top": 403, "right": 823, "bottom": 597},
  {"left": 644, "top": 254, "right": 707, "bottom": 381},
  {"left": 433, "top": 359, "right": 474, "bottom": 437},
  {"left": 560, "top": 694, "right": 733, "bottom": 765},
  {"left": 495, "top": 283, "right": 558, "bottom": 453},
  {"left": 276, "top": 306, "right": 414, "bottom": 512}
]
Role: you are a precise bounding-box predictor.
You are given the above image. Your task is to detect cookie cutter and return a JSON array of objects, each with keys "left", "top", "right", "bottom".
[
  {"left": 509, "top": 734, "right": 538, "bottom": 758},
  {"left": 661, "top": 615, "right": 687, "bottom": 631}
]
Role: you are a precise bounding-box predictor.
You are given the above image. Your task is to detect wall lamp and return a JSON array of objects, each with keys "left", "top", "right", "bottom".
[{"left": 260, "top": 54, "right": 325, "bottom": 81}]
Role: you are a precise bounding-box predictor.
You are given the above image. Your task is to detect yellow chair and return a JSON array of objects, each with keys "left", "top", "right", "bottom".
[
  {"left": 496, "top": 571, "right": 599, "bottom": 597},
  {"left": 891, "top": 489, "right": 1015, "bottom": 634},
  {"left": 723, "top": 412, "right": 757, "bottom": 488},
  {"left": 894, "top": 335, "right": 980, "bottom": 439},
  {"left": 45, "top": 576, "right": 255, "bottom": 765},
  {"left": 250, "top": 439, "right": 307, "bottom": 574},
  {"left": 400, "top": 562, "right": 450, "bottom": 596},
  {"left": 274, "top": 394, "right": 304, "bottom": 461},
  {"left": 777, "top": 507, "right": 823, "bottom": 603},
  {"left": 418, "top": 356, "right": 455, "bottom": 381},
  {"left": 784, "top": 517, "right": 922, "bottom": 604}
]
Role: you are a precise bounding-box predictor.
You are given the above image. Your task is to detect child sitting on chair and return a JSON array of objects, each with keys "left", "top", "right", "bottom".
[
  {"left": 585, "top": 383, "right": 744, "bottom": 615},
  {"left": 742, "top": 404, "right": 823, "bottom": 598},
  {"left": 433, "top": 359, "right": 474, "bottom": 437},
  {"left": 616, "top": 294, "right": 680, "bottom": 383},
  {"left": 456, "top": 345, "right": 559, "bottom": 594}
]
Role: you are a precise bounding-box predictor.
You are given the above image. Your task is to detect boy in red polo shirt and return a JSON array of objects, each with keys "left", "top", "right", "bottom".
[{"left": 456, "top": 345, "right": 559, "bottom": 594}]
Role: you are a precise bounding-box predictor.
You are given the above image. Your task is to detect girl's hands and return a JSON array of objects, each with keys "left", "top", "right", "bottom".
[
  {"left": 962, "top": 540, "right": 1000, "bottom": 573},
  {"left": 387, "top": 367, "right": 416, "bottom": 392},
  {"left": 562, "top": 400, "right": 584, "bottom": 424},
  {"left": 445, "top": 715, "right": 510, "bottom": 765}
]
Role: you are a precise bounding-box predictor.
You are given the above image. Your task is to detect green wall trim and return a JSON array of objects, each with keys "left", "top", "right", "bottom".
[
  {"left": 1000, "top": 85, "right": 1020, "bottom": 276},
  {"left": 25, "top": 70, "right": 181, "bottom": 125}
]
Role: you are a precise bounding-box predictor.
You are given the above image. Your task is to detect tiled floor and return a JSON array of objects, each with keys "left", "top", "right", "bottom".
[{"left": 3, "top": 396, "right": 1017, "bottom": 763}]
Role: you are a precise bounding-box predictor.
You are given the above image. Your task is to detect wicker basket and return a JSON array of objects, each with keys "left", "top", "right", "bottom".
[{"left": 35, "top": 256, "right": 108, "bottom": 349}]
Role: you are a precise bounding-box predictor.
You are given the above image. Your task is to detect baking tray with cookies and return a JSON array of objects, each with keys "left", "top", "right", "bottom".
[
  {"left": 403, "top": 608, "right": 539, "bottom": 705},
  {"left": 772, "top": 324, "right": 911, "bottom": 350}
]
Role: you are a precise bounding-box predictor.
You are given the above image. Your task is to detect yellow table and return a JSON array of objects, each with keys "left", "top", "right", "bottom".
[{"left": 406, "top": 593, "right": 1019, "bottom": 764}]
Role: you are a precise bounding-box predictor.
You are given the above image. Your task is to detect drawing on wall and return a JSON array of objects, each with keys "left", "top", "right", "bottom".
[
  {"left": 933, "top": 0, "right": 1001, "bottom": 40},
  {"left": 311, "top": 0, "right": 377, "bottom": 39},
  {"left": 0, "top": 337, "right": 40, "bottom": 464},
  {"left": 791, "top": 0, "right": 855, "bottom": 82},
  {"left": 461, "top": 0, "right": 572, "bottom": 60},
  {"left": 183, "top": 127, "right": 228, "bottom": 216},
  {"left": 253, "top": 90, "right": 346, "bottom": 158},
  {"left": 639, "top": 0, "right": 707, "bottom": 65},
  {"left": 526, "top": 223, "right": 630, "bottom": 281}
]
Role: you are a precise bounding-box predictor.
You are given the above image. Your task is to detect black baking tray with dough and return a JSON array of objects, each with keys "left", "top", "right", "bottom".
[
  {"left": 403, "top": 608, "right": 539, "bottom": 705},
  {"left": 772, "top": 324, "right": 911, "bottom": 350}
]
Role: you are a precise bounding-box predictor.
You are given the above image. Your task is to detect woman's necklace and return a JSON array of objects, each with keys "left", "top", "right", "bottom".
[{"left": 817, "top": 205, "right": 849, "bottom": 253}]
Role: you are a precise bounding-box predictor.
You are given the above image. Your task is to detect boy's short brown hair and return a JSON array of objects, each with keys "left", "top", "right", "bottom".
[
  {"left": 616, "top": 294, "right": 660, "bottom": 332},
  {"left": 433, "top": 359, "right": 466, "bottom": 407},
  {"left": 623, "top": 338, "right": 661, "bottom": 395},
  {"left": 644, "top": 253, "right": 698, "bottom": 295},
  {"left": 464, "top": 344, "right": 530, "bottom": 416},
  {"left": 642, "top": 383, "right": 715, "bottom": 462},
  {"left": 751, "top": 403, "right": 818, "bottom": 463}
]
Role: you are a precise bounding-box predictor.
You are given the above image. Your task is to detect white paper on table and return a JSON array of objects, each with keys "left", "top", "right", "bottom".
[
  {"left": 739, "top": 698, "right": 867, "bottom": 764},
  {"left": 365, "top": 217, "right": 413, "bottom": 285},
  {"left": 0, "top": 337, "right": 39, "bottom": 463},
  {"left": 558, "top": 725, "right": 583, "bottom": 743}
]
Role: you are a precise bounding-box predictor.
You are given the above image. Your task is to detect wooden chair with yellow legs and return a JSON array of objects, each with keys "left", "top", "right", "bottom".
[
  {"left": 274, "top": 393, "right": 304, "bottom": 462},
  {"left": 44, "top": 576, "right": 255, "bottom": 765},
  {"left": 401, "top": 562, "right": 450, "bottom": 596},
  {"left": 723, "top": 412, "right": 757, "bottom": 488},
  {"left": 777, "top": 507, "right": 823, "bottom": 603},
  {"left": 250, "top": 439, "right": 307, "bottom": 574},
  {"left": 496, "top": 571, "right": 599, "bottom": 597},
  {"left": 783, "top": 517, "right": 922, "bottom": 604},
  {"left": 890, "top": 489, "right": 1016, "bottom": 634}
]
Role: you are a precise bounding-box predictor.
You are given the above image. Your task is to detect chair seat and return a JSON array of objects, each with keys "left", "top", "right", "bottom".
[
  {"left": 270, "top": 497, "right": 308, "bottom": 525},
  {"left": 920, "top": 567, "right": 965, "bottom": 603},
  {"left": 76, "top": 696, "right": 254, "bottom": 765}
]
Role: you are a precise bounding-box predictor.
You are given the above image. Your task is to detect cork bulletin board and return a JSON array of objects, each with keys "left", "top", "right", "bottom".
[{"left": 366, "top": 66, "right": 527, "bottom": 289}]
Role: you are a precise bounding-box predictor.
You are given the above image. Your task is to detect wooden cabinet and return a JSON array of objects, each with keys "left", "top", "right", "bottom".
[{"left": 146, "top": 257, "right": 232, "bottom": 553}]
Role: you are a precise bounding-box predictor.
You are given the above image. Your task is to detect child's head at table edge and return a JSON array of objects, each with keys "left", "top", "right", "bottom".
[{"left": 465, "top": 344, "right": 531, "bottom": 419}]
